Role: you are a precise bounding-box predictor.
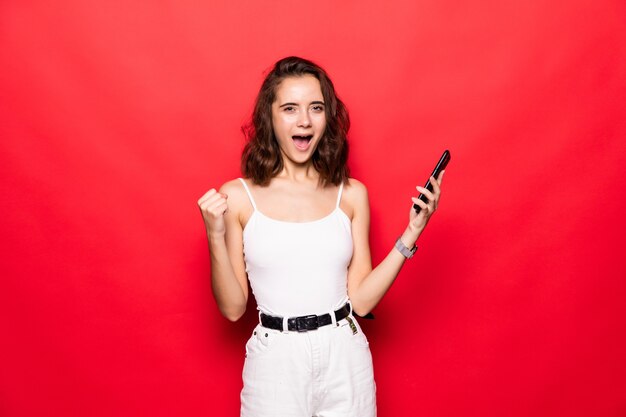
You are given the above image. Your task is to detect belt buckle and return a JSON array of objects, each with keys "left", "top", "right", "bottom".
[{"left": 295, "top": 314, "right": 319, "bottom": 332}]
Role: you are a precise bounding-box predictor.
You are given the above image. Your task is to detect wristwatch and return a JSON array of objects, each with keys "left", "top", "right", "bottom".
[{"left": 395, "top": 237, "right": 417, "bottom": 259}]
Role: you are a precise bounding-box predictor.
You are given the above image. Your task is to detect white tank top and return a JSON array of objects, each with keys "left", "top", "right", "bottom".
[{"left": 238, "top": 178, "right": 353, "bottom": 317}]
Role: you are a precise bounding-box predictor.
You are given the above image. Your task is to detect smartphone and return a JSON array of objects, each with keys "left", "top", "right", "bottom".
[{"left": 413, "top": 150, "right": 451, "bottom": 213}]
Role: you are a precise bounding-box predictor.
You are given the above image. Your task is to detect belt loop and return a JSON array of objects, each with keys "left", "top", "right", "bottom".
[
  {"left": 258, "top": 309, "right": 263, "bottom": 325},
  {"left": 282, "top": 316, "right": 288, "bottom": 332},
  {"left": 330, "top": 307, "right": 338, "bottom": 326}
]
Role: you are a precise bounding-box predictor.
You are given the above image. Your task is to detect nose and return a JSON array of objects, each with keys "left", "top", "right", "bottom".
[{"left": 297, "top": 110, "right": 312, "bottom": 128}]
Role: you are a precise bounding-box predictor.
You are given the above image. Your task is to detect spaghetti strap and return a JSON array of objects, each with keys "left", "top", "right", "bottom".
[
  {"left": 238, "top": 178, "right": 257, "bottom": 211},
  {"left": 335, "top": 182, "right": 344, "bottom": 209}
]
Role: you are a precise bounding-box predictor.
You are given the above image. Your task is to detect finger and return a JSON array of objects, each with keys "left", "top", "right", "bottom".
[
  {"left": 206, "top": 201, "right": 229, "bottom": 217},
  {"left": 416, "top": 186, "right": 436, "bottom": 203},
  {"left": 411, "top": 197, "right": 429, "bottom": 213},
  {"left": 204, "top": 204, "right": 228, "bottom": 219},
  {"left": 423, "top": 192, "right": 437, "bottom": 211},
  {"left": 431, "top": 174, "right": 443, "bottom": 196},
  {"left": 200, "top": 192, "right": 228, "bottom": 209},
  {"left": 200, "top": 194, "right": 228, "bottom": 212},
  {"left": 213, "top": 201, "right": 229, "bottom": 215},
  {"left": 199, "top": 193, "right": 223, "bottom": 207},
  {"left": 197, "top": 188, "right": 217, "bottom": 205}
]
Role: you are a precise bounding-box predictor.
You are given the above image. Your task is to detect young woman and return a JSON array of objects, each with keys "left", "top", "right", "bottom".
[{"left": 198, "top": 56, "right": 444, "bottom": 417}]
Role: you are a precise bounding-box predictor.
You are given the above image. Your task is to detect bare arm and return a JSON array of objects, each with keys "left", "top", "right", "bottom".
[
  {"left": 346, "top": 172, "right": 444, "bottom": 316},
  {"left": 197, "top": 180, "right": 249, "bottom": 321}
]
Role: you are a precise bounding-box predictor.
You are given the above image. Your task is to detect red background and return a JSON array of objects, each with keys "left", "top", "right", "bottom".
[{"left": 1, "top": 1, "right": 625, "bottom": 416}]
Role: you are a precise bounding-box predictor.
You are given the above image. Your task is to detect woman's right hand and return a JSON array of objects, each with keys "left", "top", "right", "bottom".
[{"left": 197, "top": 189, "right": 229, "bottom": 238}]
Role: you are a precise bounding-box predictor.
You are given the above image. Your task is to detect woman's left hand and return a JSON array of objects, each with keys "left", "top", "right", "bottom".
[{"left": 408, "top": 170, "right": 444, "bottom": 234}]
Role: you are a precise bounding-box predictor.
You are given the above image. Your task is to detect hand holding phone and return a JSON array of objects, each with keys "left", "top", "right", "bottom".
[{"left": 413, "top": 150, "right": 451, "bottom": 213}]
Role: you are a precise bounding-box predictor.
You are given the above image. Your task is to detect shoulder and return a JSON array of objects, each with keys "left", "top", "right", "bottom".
[
  {"left": 219, "top": 178, "right": 246, "bottom": 195},
  {"left": 219, "top": 178, "right": 253, "bottom": 213},
  {"left": 343, "top": 178, "right": 369, "bottom": 202},
  {"left": 340, "top": 178, "right": 369, "bottom": 220}
]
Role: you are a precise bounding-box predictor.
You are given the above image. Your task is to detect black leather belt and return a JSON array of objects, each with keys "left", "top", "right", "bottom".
[{"left": 260, "top": 303, "right": 351, "bottom": 332}]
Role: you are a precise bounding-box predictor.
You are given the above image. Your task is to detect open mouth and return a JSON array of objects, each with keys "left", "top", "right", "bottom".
[{"left": 292, "top": 135, "right": 313, "bottom": 150}]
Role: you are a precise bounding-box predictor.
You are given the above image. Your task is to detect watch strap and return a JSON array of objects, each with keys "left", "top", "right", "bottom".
[{"left": 395, "top": 237, "right": 417, "bottom": 259}]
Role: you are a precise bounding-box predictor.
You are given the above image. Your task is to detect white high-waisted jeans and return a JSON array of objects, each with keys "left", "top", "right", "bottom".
[{"left": 240, "top": 315, "right": 377, "bottom": 417}]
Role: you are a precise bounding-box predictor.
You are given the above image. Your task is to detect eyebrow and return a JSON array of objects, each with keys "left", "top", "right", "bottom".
[{"left": 278, "top": 100, "right": 325, "bottom": 108}]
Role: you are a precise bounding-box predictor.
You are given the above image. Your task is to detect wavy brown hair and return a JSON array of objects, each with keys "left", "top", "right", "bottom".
[{"left": 241, "top": 56, "right": 350, "bottom": 186}]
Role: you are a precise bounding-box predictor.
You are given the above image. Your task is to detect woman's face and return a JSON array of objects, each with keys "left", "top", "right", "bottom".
[{"left": 271, "top": 75, "right": 327, "bottom": 166}]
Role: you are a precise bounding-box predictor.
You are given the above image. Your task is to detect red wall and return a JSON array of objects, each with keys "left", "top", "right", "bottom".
[{"left": 1, "top": 1, "right": 625, "bottom": 416}]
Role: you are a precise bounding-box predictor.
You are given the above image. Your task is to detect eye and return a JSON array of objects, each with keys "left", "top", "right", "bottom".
[
  {"left": 311, "top": 105, "right": 325, "bottom": 112},
  {"left": 283, "top": 106, "right": 296, "bottom": 112}
]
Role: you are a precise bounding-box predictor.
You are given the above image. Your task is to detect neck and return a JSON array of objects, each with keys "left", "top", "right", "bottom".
[{"left": 279, "top": 159, "right": 320, "bottom": 184}]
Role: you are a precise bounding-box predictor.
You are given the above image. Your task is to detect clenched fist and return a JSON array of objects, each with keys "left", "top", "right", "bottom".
[{"left": 197, "top": 188, "right": 229, "bottom": 237}]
